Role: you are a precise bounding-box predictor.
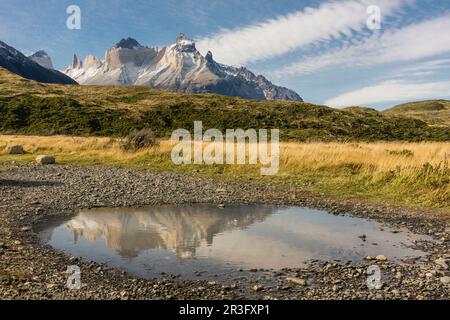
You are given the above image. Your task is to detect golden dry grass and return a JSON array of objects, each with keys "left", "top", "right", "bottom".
[
  {"left": 1, "top": 135, "right": 447, "bottom": 173},
  {"left": 280, "top": 141, "right": 449, "bottom": 176},
  {"left": 1, "top": 135, "right": 449, "bottom": 210}
]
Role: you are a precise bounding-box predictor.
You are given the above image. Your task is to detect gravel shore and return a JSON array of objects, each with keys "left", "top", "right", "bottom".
[{"left": 0, "top": 164, "right": 449, "bottom": 300}]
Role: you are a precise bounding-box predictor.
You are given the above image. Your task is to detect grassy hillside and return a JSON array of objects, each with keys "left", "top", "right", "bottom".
[
  {"left": 0, "top": 67, "right": 449, "bottom": 141},
  {"left": 383, "top": 100, "right": 450, "bottom": 127}
]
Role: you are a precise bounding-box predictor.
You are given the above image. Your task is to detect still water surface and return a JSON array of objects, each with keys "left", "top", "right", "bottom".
[{"left": 37, "top": 205, "right": 429, "bottom": 279}]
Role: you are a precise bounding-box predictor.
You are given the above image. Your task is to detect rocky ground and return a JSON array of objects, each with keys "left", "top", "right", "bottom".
[{"left": 0, "top": 163, "right": 449, "bottom": 300}]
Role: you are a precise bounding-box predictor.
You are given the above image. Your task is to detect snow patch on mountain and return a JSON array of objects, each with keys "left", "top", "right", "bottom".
[{"left": 64, "top": 33, "right": 302, "bottom": 101}]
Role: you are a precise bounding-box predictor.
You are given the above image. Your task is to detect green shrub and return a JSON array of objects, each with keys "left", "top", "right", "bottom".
[
  {"left": 1, "top": 92, "right": 449, "bottom": 142},
  {"left": 121, "top": 129, "right": 158, "bottom": 151}
]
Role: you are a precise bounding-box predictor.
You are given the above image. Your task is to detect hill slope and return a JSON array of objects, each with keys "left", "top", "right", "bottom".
[
  {"left": 0, "top": 68, "right": 448, "bottom": 141},
  {"left": 383, "top": 100, "right": 450, "bottom": 127},
  {"left": 0, "top": 41, "right": 77, "bottom": 85}
]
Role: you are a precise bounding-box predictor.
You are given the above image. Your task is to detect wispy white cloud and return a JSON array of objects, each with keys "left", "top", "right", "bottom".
[
  {"left": 197, "top": 0, "right": 407, "bottom": 66},
  {"left": 389, "top": 58, "right": 450, "bottom": 78},
  {"left": 278, "top": 13, "right": 450, "bottom": 76},
  {"left": 325, "top": 80, "right": 450, "bottom": 107}
]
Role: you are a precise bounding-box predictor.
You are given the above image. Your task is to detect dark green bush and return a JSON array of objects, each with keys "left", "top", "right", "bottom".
[{"left": 121, "top": 129, "right": 158, "bottom": 151}]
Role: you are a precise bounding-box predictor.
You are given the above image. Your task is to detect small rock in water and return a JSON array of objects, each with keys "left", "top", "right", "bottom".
[
  {"left": 358, "top": 234, "right": 367, "bottom": 241},
  {"left": 36, "top": 155, "right": 56, "bottom": 165},
  {"left": 218, "top": 204, "right": 225, "bottom": 208},
  {"left": 375, "top": 255, "right": 387, "bottom": 261}
]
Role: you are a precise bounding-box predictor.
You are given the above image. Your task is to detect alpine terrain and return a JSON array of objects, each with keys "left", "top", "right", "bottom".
[
  {"left": 0, "top": 40, "right": 77, "bottom": 85},
  {"left": 64, "top": 33, "right": 302, "bottom": 101}
]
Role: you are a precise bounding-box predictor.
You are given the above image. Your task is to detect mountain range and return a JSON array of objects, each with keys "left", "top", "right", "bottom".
[
  {"left": 0, "top": 40, "right": 76, "bottom": 85},
  {"left": 64, "top": 33, "right": 302, "bottom": 101}
]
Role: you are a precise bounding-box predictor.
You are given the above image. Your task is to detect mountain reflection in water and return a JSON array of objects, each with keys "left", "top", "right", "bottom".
[
  {"left": 37, "top": 205, "right": 430, "bottom": 278},
  {"left": 60, "top": 205, "right": 273, "bottom": 259}
]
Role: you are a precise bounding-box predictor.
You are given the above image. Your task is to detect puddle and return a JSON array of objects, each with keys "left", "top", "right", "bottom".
[{"left": 36, "top": 205, "right": 430, "bottom": 279}]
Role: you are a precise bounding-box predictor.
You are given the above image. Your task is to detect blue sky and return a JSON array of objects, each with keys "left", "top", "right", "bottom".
[{"left": 0, "top": 0, "right": 449, "bottom": 109}]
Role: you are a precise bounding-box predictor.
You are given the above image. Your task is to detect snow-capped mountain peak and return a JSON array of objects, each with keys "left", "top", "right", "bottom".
[
  {"left": 64, "top": 33, "right": 302, "bottom": 101},
  {"left": 174, "top": 33, "right": 197, "bottom": 53}
]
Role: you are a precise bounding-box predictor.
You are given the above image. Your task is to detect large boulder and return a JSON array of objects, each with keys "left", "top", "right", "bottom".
[
  {"left": 36, "top": 155, "right": 55, "bottom": 165},
  {"left": 6, "top": 145, "right": 25, "bottom": 154}
]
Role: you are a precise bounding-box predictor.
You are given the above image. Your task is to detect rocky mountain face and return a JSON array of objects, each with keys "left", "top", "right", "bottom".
[
  {"left": 64, "top": 34, "right": 302, "bottom": 101},
  {"left": 28, "top": 50, "right": 54, "bottom": 69},
  {"left": 0, "top": 41, "right": 77, "bottom": 85}
]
